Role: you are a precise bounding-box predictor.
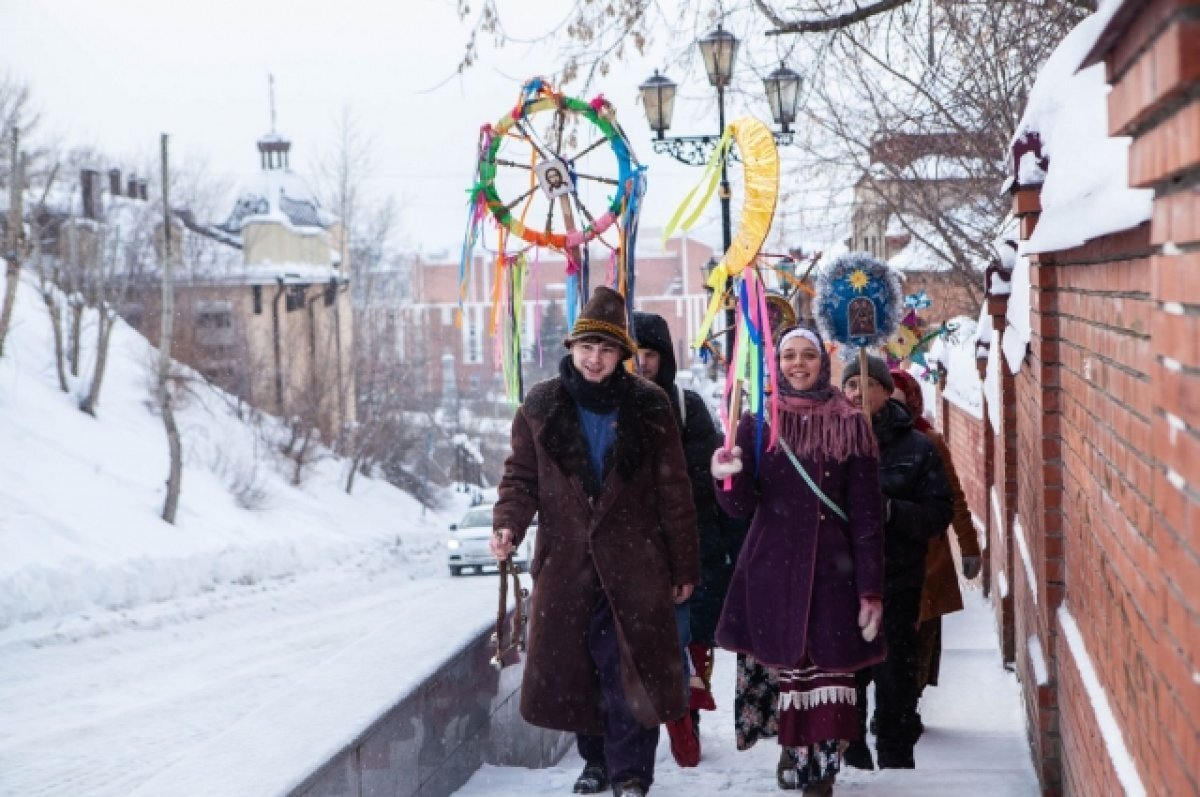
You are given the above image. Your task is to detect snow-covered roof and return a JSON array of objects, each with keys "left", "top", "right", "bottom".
[
  {"left": 1009, "top": 2, "right": 1152, "bottom": 255},
  {"left": 216, "top": 168, "right": 330, "bottom": 238}
]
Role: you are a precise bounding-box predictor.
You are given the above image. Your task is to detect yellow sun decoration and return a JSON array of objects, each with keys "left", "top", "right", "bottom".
[{"left": 848, "top": 269, "right": 870, "bottom": 292}]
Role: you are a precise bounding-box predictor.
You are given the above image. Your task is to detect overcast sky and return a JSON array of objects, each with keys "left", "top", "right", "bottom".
[{"left": 5, "top": 0, "right": 830, "bottom": 257}]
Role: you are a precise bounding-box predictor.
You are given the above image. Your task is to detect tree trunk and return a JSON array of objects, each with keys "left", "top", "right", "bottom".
[
  {"left": 344, "top": 450, "right": 364, "bottom": 494},
  {"left": 0, "top": 131, "right": 23, "bottom": 358},
  {"left": 292, "top": 426, "right": 313, "bottom": 486},
  {"left": 68, "top": 299, "right": 82, "bottom": 376},
  {"left": 42, "top": 289, "right": 68, "bottom": 392},
  {"left": 159, "top": 134, "right": 183, "bottom": 524},
  {"left": 80, "top": 309, "right": 114, "bottom": 415}
]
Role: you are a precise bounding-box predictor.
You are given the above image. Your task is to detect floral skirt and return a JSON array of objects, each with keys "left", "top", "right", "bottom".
[{"left": 735, "top": 653, "right": 859, "bottom": 757}]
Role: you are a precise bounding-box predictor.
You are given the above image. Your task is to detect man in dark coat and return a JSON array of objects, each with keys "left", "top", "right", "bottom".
[
  {"left": 491, "top": 287, "right": 699, "bottom": 797},
  {"left": 630, "top": 311, "right": 746, "bottom": 766},
  {"left": 842, "top": 355, "right": 954, "bottom": 771}
]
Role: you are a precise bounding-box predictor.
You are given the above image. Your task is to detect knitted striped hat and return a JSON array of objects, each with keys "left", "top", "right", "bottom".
[{"left": 564, "top": 286, "right": 637, "bottom": 360}]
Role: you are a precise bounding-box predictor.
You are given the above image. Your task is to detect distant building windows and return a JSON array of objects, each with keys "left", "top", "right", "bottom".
[
  {"left": 252, "top": 285, "right": 263, "bottom": 315},
  {"left": 196, "top": 301, "right": 235, "bottom": 348},
  {"left": 285, "top": 285, "right": 307, "bottom": 312},
  {"left": 463, "top": 305, "right": 483, "bottom": 365}
]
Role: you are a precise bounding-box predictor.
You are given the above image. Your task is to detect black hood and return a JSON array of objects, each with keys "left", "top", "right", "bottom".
[
  {"left": 632, "top": 311, "right": 678, "bottom": 391},
  {"left": 872, "top": 398, "right": 915, "bottom": 447}
]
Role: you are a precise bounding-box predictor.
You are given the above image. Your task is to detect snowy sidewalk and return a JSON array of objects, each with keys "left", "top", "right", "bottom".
[{"left": 456, "top": 590, "right": 1039, "bottom": 796}]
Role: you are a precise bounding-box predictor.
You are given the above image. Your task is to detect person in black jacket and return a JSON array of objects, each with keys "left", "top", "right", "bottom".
[
  {"left": 630, "top": 311, "right": 746, "bottom": 766},
  {"left": 841, "top": 355, "right": 954, "bottom": 770}
]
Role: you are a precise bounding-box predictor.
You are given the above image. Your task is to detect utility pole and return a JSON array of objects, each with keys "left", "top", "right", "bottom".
[
  {"left": 159, "top": 133, "right": 183, "bottom": 523},
  {"left": 0, "top": 127, "right": 24, "bottom": 357}
]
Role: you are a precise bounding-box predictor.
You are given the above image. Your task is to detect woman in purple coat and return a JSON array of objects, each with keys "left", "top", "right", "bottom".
[{"left": 710, "top": 324, "right": 886, "bottom": 796}]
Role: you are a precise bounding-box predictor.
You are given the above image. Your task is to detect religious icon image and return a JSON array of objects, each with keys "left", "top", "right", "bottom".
[
  {"left": 848, "top": 296, "right": 877, "bottom": 338},
  {"left": 536, "top": 159, "right": 574, "bottom": 198}
]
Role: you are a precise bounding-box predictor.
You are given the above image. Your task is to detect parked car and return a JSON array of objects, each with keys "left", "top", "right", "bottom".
[{"left": 447, "top": 504, "right": 537, "bottom": 576}]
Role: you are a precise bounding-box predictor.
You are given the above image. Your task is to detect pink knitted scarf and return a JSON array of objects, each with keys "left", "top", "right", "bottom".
[{"left": 774, "top": 391, "right": 878, "bottom": 463}]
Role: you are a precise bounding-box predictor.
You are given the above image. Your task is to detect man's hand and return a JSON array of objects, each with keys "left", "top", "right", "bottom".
[
  {"left": 490, "top": 528, "right": 515, "bottom": 561},
  {"left": 674, "top": 584, "right": 695, "bottom": 604},
  {"left": 961, "top": 555, "right": 982, "bottom": 580},
  {"left": 858, "top": 596, "right": 883, "bottom": 643},
  {"left": 711, "top": 446, "right": 744, "bottom": 479}
]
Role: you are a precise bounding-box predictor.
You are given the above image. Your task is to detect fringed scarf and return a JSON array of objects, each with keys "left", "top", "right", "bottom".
[{"left": 775, "top": 325, "right": 878, "bottom": 463}]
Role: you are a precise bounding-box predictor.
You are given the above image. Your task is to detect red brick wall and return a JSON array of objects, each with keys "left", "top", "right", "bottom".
[{"left": 936, "top": 6, "right": 1200, "bottom": 794}]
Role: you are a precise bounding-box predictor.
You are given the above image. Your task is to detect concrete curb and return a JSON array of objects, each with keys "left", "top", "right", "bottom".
[{"left": 292, "top": 611, "right": 571, "bottom": 797}]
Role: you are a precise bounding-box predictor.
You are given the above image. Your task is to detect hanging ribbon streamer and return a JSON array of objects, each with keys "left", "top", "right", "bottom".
[
  {"left": 502, "top": 254, "right": 529, "bottom": 402},
  {"left": 661, "top": 129, "right": 732, "bottom": 246}
]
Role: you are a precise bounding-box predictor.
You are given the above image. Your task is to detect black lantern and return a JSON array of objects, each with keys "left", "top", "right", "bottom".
[
  {"left": 638, "top": 70, "right": 678, "bottom": 139},
  {"left": 763, "top": 62, "right": 802, "bottom": 133},
  {"left": 697, "top": 24, "right": 739, "bottom": 88}
]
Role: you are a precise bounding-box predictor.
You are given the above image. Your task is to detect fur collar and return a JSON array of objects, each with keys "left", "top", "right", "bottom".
[{"left": 526, "top": 376, "right": 670, "bottom": 496}]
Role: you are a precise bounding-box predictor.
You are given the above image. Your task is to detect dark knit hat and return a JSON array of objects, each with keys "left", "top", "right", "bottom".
[
  {"left": 564, "top": 286, "right": 637, "bottom": 360},
  {"left": 840, "top": 353, "right": 895, "bottom": 392}
]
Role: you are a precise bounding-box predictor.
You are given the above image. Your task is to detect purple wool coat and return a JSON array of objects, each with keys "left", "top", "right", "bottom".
[{"left": 714, "top": 412, "right": 888, "bottom": 672}]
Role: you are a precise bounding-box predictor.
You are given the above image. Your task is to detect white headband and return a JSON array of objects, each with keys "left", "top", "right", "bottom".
[{"left": 779, "top": 328, "right": 822, "bottom": 351}]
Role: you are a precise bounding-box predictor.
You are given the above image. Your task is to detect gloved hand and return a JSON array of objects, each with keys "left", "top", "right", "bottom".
[
  {"left": 858, "top": 596, "right": 882, "bottom": 643},
  {"left": 961, "top": 555, "right": 982, "bottom": 580},
  {"left": 711, "top": 446, "right": 744, "bottom": 479}
]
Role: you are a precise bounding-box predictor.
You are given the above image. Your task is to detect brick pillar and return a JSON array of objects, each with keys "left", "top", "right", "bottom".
[{"left": 987, "top": 287, "right": 1017, "bottom": 667}]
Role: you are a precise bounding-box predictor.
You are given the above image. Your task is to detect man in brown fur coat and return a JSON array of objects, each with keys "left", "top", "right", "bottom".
[{"left": 491, "top": 287, "right": 699, "bottom": 797}]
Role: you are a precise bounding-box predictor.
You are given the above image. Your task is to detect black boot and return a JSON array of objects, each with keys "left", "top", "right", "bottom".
[
  {"left": 876, "top": 747, "right": 915, "bottom": 769},
  {"left": 776, "top": 747, "right": 801, "bottom": 791},
  {"left": 803, "top": 778, "right": 834, "bottom": 797},
  {"left": 573, "top": 763, "right": 609, "bottom": 794},
  {"left": 842, "top": 739, "right": 874, "bottom": 770},
  {"left": 611, "top": 780, "right": 646, "bottom": 797}
]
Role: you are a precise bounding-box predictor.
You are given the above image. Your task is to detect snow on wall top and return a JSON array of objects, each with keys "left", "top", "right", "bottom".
[{"left": 1010, "top": 1, "right": 1152, "bottom": 255}]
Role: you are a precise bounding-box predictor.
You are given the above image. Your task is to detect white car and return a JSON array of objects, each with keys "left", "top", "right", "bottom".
[{"left": 447, "top": 504, "right": 537, "bottom": 576}]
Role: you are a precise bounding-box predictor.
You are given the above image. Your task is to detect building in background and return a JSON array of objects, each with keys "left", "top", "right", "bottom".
[
  {"left": 398, "top": 233, "right": 716, "bottom": 405},
  {"left": 121, "top": 123, "right": 354, "bottom": 442}
]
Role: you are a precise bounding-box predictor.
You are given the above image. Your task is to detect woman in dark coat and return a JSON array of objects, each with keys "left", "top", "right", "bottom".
[
  {"left": 889, "top": 370, "right": 982, "bottom": 694},
  {"left": 711, "top": 324, "right": 886, "bottom": 795},
  {"left": 492, "top": 287, "right": 699, "bottom": 797}
]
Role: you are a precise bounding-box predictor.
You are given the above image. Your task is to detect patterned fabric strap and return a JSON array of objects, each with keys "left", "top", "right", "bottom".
[{"left": 777, "top": 437, "right": 849, "bottom": 522}]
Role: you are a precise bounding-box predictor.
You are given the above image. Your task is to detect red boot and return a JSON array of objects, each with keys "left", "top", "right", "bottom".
[
  {"left": 665, "top": 710, "right": 701, "bottom": 767},
  {"left": 687, "top": 643, "right": 717, "bottom": 711}
]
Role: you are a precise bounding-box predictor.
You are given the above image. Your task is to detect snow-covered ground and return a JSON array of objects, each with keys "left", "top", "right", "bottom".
[
  {"left": 0, "top": 270, "right": 503, "bottom": 795},
  {"left": 456, "top": 591, "right": 1039, "bottom": 796},
  {"left": 0, "top": 269, "right": 1038, "bottom": 797}
]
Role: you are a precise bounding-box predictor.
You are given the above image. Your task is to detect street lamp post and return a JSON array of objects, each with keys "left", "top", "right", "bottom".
[{"left": 640, "top": 27, "right": 801, "bottom": 363}]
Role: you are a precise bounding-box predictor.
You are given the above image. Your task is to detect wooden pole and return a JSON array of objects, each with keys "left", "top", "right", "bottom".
[
  {"left": 858, "top": 346, "right": 870, "bottom": 417},
  {"left": 159, "top": 133, "right": 183, "bottom": 523},
  {"left": 0, "top": 127, "right": 23, "bottom": 358}
]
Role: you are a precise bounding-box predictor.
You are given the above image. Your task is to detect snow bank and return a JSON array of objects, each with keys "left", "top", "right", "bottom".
[
  {"left": 0, "top": 272, "right": 445, "bottom": 632},
  {"left": 931, "top": 315, "right": 983, "bottom": 420},
  {"left": 1013, "top": 2, "right": 1152, "bottom": 255},
  {"left": 1002, "top": 252, "right": 1031, "bottom": 374}
]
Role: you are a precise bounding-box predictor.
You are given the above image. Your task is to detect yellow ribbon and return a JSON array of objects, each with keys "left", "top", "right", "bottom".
[
  {"left": 691, "top": 261, "right": 729, "bottom": 350},
  {"left": 662, "top": 128, "right": 732, "bottom": 246}
]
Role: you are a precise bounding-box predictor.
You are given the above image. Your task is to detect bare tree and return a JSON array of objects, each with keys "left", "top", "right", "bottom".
[
  {"left": 159, "top": 134, "right": 183, "bottom": 524},
  {"left": 78, "top": 208, "right": 149, "bottom": 415},
  {"left": 457, "top": 1, "right": 1089, "bottom": 299}
]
